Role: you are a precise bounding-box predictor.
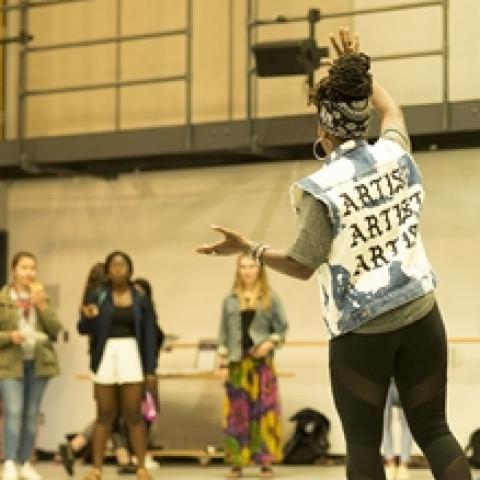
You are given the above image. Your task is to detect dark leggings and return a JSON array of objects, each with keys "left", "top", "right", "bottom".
[{"left": 329, "top": 304, "right": 471, "bottom": 480}]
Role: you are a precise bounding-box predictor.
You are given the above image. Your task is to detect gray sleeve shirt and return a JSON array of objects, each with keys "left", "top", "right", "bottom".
[{"left": 287, "top": 191, "right": 333, "bottom": 270}]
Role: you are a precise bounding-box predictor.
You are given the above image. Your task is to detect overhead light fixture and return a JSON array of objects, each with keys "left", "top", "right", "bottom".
[{"left": 252, "top": 39, "right": 329, "bottom": 77}]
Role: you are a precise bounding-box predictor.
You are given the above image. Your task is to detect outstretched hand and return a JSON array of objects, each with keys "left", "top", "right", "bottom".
[
  {"left": 81, "top": 304, "right": 99, "bottom": 318},
  {"left": 250, "top": 340, "right": 274, "bottom": 359},
  {"left": 330, "top": 26, "right": 360, "bottom": 57},
  {"left": 321, "top": 26, "right": 361, "bottom": 68},
  {"left": 196, "top": 225, "right": 251, "bottom": 256}
]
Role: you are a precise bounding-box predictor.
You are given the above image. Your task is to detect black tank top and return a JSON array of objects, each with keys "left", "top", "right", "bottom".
[
  {"left": 109, "top": 305, "right": 135, "bottom": 338},
  {"left": 241, "top": 309, "right": 255, "bottom": 353}
]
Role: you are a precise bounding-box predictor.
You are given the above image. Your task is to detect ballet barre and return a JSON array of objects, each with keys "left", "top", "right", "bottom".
[
  {"left": 166, "top": 340, "right": 330, "bottom": 349},
  {"left": 167, "top": 337, "right": 480, "bottom": 349},
  {"left": 76, "top": 370, "right": 295, "bottom": 381}
]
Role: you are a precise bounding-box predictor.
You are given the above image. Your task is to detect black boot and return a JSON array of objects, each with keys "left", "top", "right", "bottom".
[{"left": 59, "top": 443, "right": 75, "bottom": 476}]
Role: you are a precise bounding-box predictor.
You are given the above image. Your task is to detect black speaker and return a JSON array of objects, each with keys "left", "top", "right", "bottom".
[
  {"left": 0, "top": 230, "right": 8, "bottom": 286},
  {"left": 252, "top": 39, "right": 328, "bottom": 77}
]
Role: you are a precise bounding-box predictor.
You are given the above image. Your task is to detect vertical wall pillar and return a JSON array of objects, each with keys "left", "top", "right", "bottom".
[{"left": 0, "top": 182, "right": 8, "bottom": 286}]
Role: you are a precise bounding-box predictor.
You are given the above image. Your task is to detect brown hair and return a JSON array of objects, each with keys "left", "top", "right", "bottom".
[
  {"left": 11, "top": 251, "right": 37, "bottom": 270},
  {"left": 232, "top": 253, "right": 272, "bottom": 311},
  {"left": 81, "top": 262, "right": 106, "bottom": 305}
]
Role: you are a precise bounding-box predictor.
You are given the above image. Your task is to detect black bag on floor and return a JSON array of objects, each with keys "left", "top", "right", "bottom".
[
  {"left": 283, "top": 408, "right": 330, "bottom": 464},
  {"left": 466, "top": 428, "right": 480, "bottom": 468}
]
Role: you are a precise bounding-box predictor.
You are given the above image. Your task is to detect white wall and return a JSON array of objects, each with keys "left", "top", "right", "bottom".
[{"left": 5, "top": 146, "right": 480, "bottom": 453}]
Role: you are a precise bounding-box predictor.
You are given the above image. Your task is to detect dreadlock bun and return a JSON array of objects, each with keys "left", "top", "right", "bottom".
[
  {"left": 328, "top": 53, "right": 372, "bottom": 100},
  {"left": 310, "top": 52, "right": 372, "bottom": 107}
]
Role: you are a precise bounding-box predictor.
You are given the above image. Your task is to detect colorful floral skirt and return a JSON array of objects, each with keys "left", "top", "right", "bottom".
[{"left": 223, "top": 355, "right": 282, "bottom": 466}]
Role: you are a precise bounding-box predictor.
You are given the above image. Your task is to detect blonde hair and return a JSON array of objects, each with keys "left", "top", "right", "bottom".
[{"left": 232, "top": 253, "right": 272, "bottom": 311}]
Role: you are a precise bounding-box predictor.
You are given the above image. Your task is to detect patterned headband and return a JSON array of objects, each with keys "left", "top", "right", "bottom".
[{"left": 318, "top": 98, "right": 372, "bottom": 139}]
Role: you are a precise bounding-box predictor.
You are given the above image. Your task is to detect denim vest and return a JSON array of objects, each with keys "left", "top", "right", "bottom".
[{"left": 290, "top": 138, "right": 436, "bottom": 337}]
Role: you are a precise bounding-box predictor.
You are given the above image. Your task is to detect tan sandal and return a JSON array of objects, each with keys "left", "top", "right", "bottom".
[
  {"left": 136, "top": 467, "right": 153, "bottom": 480},
  {"left": 259, "top": 466, "right": 274, "bottom": 478},
  {"left": 227, "top": 466, "right": 242, "bottom": 478},
  {"left": 82, "top": 469, "right": 102, "bottom": 480}
]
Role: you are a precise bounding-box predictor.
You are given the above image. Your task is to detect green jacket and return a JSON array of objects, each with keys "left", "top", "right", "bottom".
[{"left": 0, "top": 285, "right": 62, "bottom": 378}]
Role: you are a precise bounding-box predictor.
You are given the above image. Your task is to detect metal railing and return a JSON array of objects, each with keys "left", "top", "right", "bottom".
[
  {"left": 1, "top": 0, "right": 193, "bottom": 170},
  {"left": 0, "top": 0, "right": 450, "bottom": 169},
  {"left": 246, "top": 0, "right": 449, "bottom": 148}
]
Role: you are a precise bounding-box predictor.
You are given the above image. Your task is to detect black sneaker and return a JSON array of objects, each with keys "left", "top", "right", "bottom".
[{"left": 59, "top": 443, "right": 75, "bottom": 476}]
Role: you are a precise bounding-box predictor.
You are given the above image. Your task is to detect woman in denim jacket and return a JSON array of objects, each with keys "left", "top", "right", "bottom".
[{"left": 218, "top": 253, "right": 288, "bottom": 478}]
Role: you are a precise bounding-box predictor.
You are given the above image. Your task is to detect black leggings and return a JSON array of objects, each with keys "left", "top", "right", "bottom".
[{"left": 329, "top": 304, "right": 471, "bottom": 480}]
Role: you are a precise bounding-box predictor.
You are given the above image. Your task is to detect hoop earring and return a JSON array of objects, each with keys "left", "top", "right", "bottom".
[{"left": 313, "top": 138, "right": 324, "bottom": 161}]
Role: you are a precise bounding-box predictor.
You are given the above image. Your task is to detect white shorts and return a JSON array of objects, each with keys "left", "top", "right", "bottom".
[{"left": 93, "top": 338, "right": 144, "bottom": 385}]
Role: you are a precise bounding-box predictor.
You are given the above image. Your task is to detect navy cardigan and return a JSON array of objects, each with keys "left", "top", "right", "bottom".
[{"left": 77, "top": 285, "right": 158, "bottom": 375}]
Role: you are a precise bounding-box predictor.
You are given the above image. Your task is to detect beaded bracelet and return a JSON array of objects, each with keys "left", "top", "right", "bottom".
[
  {"left": 256, "top": 244, "right": 270, "bottom": 266},
  {"left": 249, "top": 242, "right": 270, "bottom": 266}
]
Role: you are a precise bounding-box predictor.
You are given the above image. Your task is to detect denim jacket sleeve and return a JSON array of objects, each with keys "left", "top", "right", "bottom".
[
  {"left": 217, "top": 298, "right": 229, "bottom": 357},
  {"left": 269, "top": 294, "right": 288, "bottom": 347}
]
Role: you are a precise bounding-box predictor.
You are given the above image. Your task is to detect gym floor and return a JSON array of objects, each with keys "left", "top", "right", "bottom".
[{"left": 25, "top": 463, "right": 480, "bottom": 479}]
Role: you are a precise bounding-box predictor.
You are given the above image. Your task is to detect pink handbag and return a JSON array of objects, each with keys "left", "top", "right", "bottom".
[{"left": 142, "top": 390, "right": 158, "bottom": 422}]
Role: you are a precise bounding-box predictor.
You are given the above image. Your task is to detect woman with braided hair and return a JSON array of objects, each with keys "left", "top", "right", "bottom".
[{"left": 197, "top": 27, "right": 471, "bottom": 480}]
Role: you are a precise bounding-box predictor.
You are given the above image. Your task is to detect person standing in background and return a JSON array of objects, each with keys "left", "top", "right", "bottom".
[
  {"left": 0, "top": 251, "right": 62, "bottom": 480},
  {"left": 132, "top": 277, "right": 163, "bottom": 472},
  {"left": 78, "top": 251, "right": 158, "bottom": 480},
  {"left": 132, "top": 277, "right": 165, "bottom": 367},
  {"left": 383, "top": 379, "right": 413, "bottom": 480},
  {"left": 217, "top": 254, "right": 288, "bottom": 478},
  {"left": 59, "top": 262, "right": 137, "bottom": 476}
]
